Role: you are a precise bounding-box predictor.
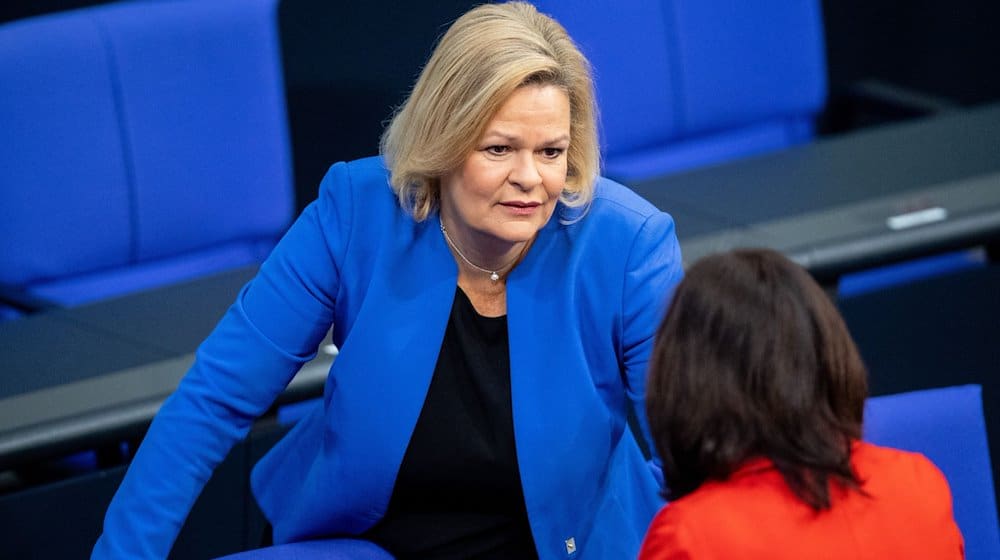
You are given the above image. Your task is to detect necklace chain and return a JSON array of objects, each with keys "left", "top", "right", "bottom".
[{"left": 440, "top": 222, "right": 523, "bottom": 282}]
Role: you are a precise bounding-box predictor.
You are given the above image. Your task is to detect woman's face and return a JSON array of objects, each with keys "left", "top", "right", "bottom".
[{"left": 440, "top": 84, "right": 570, "bottom": 252}]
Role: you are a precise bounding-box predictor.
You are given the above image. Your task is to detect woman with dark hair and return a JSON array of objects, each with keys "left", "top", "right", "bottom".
[{"left": 639, "top": 248, "right": 963, "bottom": 559}]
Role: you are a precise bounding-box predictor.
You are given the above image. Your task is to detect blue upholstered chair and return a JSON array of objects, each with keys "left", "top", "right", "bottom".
[
  {"left": 215, "top": 539, "right": 394, "bottom": 560},
  {"left": 865, "top": 385, "right": 1000, "bottom": 559},
  {"left": 0, "top": 0, "right": 293, "bottom": 318},
  {"left": 531, "top": 0, "right": 827, "bottom": 182}
]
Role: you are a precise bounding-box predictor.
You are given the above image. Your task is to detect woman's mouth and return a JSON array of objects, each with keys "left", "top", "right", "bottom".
[{"left": 500, "top": 201, "right": 541, "bottom": 215}]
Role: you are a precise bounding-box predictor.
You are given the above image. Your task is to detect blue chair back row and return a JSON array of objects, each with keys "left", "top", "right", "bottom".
[
  {"left": 532, "top": 0, "right": 827, "bottom": 182},
  {"left": 0, "top": 0, "right": 293, "bottom": 314}
]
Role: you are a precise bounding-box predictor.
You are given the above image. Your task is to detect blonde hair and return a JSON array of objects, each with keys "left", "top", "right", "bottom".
[{"left": 380, "top": 1, "right": 599, "bottom": 221}]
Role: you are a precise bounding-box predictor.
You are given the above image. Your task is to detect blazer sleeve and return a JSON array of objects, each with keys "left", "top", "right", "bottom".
[
  {"left": 620, "top": 211, "right": 684, "bottom": 475},
  {"left": 92, "top": 162, "right": 357, "bottom": 559}
]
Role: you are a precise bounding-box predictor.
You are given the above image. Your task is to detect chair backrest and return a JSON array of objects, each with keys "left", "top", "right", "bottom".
[
  {"left": 0, "top": 0, "right": 293, "bottom": 312},
  {"left": 215, "top": 538, "right": 394, "bottom": 560},
  {"left": 865, "top": 385, "right": 1000, "bottom": 559},
  {"left": 532, "top": 0, "right": 827, "bottom": 182}
]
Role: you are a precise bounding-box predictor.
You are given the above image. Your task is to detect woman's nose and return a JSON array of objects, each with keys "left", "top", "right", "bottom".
[{"left": 509, "top": 152, "right": 542, "bottom": 190}]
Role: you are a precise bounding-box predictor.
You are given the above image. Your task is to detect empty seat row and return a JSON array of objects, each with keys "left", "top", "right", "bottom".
[{"left": 0, "top": 0, "right": 293, "bottom": 319}]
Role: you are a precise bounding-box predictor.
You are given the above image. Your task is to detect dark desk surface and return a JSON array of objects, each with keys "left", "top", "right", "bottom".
[
  {"left": 633, "top": 102, "right": 1000, "bottom": 280},
  {"left": 0, "top": 267, "right": 331, "bottom": 470}
]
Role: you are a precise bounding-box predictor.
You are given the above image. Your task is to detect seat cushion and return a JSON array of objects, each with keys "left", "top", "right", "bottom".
[
  {"left": 0, "top": 0, "right": 293, "bottom": 310},
  {"left": 96, "top": 0, "right": 293, "bottom": 261},
  {"left": 533, "top": 0, "right": 827, "bottom": 182},
  {"left": 0, "top": 11, "right": 132, "bottom": 288}
]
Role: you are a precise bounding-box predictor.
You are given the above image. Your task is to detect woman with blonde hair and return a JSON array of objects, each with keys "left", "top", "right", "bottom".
[{"left": 94, "top": 3, "right": 683, "bottom": 558}]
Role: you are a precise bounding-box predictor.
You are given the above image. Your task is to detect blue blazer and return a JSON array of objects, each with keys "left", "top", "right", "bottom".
[{"left": 93, "top": 156, "right": 684, "bottom": 559}]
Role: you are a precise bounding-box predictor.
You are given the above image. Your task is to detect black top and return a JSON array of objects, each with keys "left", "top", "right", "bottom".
[{"left": 362, "top": 288, "right": 538, "bottom": 559}]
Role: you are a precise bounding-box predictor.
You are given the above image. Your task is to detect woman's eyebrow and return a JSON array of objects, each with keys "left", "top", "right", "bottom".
[{"left": 481, "top": 131, "right": 571, "bottom": 144}]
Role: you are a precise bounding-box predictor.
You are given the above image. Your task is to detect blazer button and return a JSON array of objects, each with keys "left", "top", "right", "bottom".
[{"left": 565, "top": 536, "right": 577, "bottom": 555}]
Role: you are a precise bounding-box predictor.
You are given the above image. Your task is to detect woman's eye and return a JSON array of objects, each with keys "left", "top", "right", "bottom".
[
  {"left": 542, "top": 147, "right": 565, "bottom": 158},
  {"left": 485, "top": 145, "right": 510, "bottom": 156}
]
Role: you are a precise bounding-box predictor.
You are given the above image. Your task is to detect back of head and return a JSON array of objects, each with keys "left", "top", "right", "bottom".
[
  {"left": 647, "top": 248, "right": 868, "bottom": 509},
  {"left": 381, "top": 1, "right": 599, "bottom": 221}
]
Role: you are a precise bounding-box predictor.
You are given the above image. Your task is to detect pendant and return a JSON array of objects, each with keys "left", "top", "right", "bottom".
[{"left": 490, "top": 272, "right": 500, "bottom": 282}]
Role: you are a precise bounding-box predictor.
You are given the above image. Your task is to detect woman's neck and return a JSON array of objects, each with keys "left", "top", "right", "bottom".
[{"left": 439, "top": 219, "right": 531, "bottom": 279}]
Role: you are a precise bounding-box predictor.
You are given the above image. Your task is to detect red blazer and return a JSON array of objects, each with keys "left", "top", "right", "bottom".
[{"left": 638, "top": 442, "right": 964, "bottom": 559}]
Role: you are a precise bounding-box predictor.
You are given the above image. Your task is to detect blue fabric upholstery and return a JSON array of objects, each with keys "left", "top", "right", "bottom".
[
  {"left": 0, "top": 10, "right": 132, "bottom": 302},
  {"left": 215, "top": 539, "right": 393, "bottom": 560},
  {"left": 532, "top": 0, "right": 827, "bottom": 182},
  {"left": 865, "top": 385, "right": 1000, "bottom": 559},
  {"left": 0, "top": 0, "right": 292, "bottom": 315}
]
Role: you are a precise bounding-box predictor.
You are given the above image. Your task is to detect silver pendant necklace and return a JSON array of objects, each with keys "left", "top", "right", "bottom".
[{"left": 440, "top": 222, "right": 523, "bottom": 282}]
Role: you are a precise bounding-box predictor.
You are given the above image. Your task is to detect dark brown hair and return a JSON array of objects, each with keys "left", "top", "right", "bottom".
[{"left": 646, "top": 248, "right": 868, "bottom": 510}]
